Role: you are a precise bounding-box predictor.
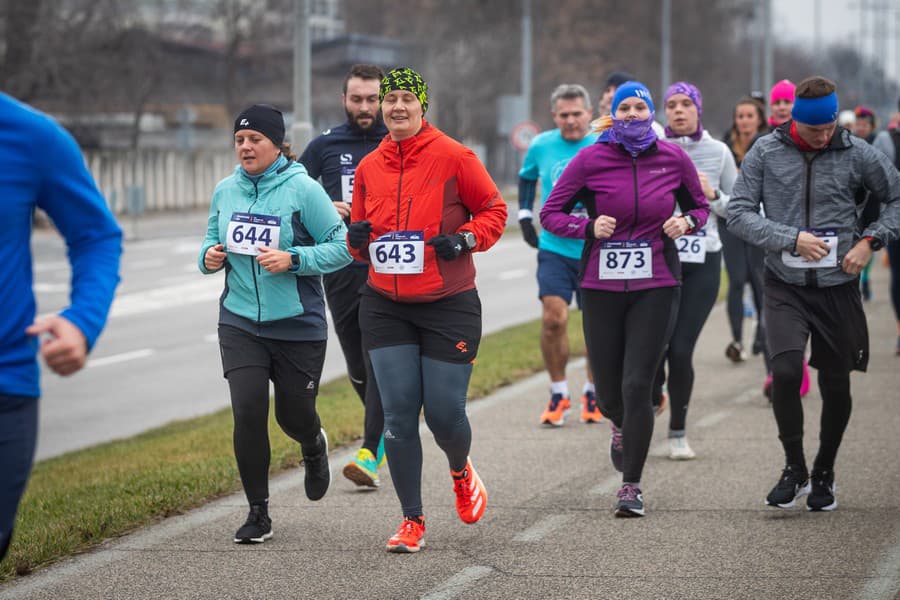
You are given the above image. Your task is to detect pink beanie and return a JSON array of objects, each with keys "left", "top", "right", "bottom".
[{"left": 770, "top": 79, "right": 796, "bottom": 105}]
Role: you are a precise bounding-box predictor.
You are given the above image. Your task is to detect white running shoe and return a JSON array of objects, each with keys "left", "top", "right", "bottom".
[{"left": 668, "top": 436, "right": 696, "bottom": 460}]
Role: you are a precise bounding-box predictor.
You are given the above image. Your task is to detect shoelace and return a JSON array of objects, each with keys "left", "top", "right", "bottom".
[
  {"left": 396, "top": 519, "right": 422, "bottom": 539},
  {"left": 618, "top": 484, "right": 640, "bottom": 502},
  {"left": 453, "top": 473, "right": 472, "bottom": 501},
  {"left": 549, "top": 394, "right": 564, "bottom": 410},
  {"left": 610, "top": 425, "right": 623, "bottom": 452}
]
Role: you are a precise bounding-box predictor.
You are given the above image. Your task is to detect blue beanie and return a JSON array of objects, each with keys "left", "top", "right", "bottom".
[
  {"left": 791, "top": 92, "right": 839, "bottom": 126},
  {"left": 612, "top": 81, "right": 654, "bottom": 114}
]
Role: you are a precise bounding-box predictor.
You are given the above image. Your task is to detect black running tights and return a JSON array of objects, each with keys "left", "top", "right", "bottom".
[
  {"left": 583, "top": 286, "right": 679, "bottom": 483},
  {"left": 770, "top": 350, "right": 852, "bottom": 472}
]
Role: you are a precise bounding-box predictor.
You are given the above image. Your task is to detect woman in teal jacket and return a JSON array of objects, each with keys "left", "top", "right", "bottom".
[{"left": 199, "top": 104, "right": 351, "bottom": 544}]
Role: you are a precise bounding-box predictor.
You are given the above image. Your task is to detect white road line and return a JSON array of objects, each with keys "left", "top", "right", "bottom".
[
  {"left": 421, "top": 566, "right": 494, "bottom": 600},
  {"left": 87, "top": 348, "right": 155, "bottom": 368},
  {"left": 32, "top": 283, "right": 69, "bottom": 293},
  {"left": 589, "top": 474, "right": 622, "bottom": 496},
  {"left": 859, "top": 531, "right": 900, "bottom": 600},
  {"left": 512, "top": 514, "right": 574, "bottom": 542},
  {"left": 498, "top": 268, "right": 528, "bottom": 280},
  {"left": 124, "top": 258, "right": 167, "bottom": 270},
  {"left": 204, "top": 334, "right": 218, "bottom": 343},
  {"left": 694, "top": 410, "right": 732, "bottom": 429},
  {"left": 732, "top": 387, "right": 759, "bottom": 405}
]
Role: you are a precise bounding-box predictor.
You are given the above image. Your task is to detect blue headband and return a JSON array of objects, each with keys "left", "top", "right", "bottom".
[
  {"left": 791, "top": 92, "right": 838, "bottom": 126},
  {"left": 612, "top": 81, "right": 655, "bottom": 114}
]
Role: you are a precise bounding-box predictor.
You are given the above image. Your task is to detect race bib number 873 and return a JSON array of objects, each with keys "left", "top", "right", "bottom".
[
  {"left": 598, "top": 240, "right": 653, "bottom": 280},
  {"left": 226, "top": 212, "right": 281, "bottom": 256}
]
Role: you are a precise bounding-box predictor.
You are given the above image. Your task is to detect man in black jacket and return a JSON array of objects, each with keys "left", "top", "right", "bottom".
[{"left": 299, "top": 64, "right": 388, "bottom": 489}]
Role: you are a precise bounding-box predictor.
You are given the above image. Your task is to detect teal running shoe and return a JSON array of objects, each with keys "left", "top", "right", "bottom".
[{"left": 343, "top": 448, "right": 379, "bottom": 488}]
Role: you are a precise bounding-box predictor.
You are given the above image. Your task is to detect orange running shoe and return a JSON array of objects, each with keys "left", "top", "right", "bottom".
[
  {"left": 540, "top": 393, "right": 571, "bottom": 426},
  {"left": 385, "top": 516, "right": 425, "bottom": 553},
  {"left": 451, "top": 458, "right": 487, "bottom": 524},
  {"left": 580, "top": 390, "right": 603, "bottom": 423}
]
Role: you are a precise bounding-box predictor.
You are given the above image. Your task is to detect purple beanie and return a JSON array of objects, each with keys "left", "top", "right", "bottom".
[{"left": 664, "top": 81, "right": 702, "bottom": 119}]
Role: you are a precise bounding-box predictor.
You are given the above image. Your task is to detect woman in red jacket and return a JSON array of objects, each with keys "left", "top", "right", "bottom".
[{"left": 347, "top": 67, "right": 507, "bottom": 553}]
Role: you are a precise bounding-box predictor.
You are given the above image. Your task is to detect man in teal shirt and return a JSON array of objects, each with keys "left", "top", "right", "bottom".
[{"left": 518, "top": 83, "right": 599, "bottom": 427}]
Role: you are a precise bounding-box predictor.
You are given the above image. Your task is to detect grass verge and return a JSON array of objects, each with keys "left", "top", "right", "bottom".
[{"left": 2, "top": 313, "right": 585, "bottom": 583}]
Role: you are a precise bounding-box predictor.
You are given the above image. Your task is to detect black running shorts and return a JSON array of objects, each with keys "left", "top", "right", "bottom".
[
  {"left": 764, "top": 271, "right": 869, "bottom": 373},
  {"left": 358, "top": 287, "right": 482, "bottom": 363}
]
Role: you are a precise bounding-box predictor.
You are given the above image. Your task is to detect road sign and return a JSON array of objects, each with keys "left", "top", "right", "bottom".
[{"left": 510, "top": 121, "right": 540, "bottom": 151}]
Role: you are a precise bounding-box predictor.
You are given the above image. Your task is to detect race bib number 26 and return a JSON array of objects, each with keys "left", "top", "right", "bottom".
[
  {"left": 677, "top": 230, "right": 707, "bottom": 264},
  {"left": 598, "top": 240, "right": 653, "bottom": 280},
  {"left": 226, "top": 212, "right": 281, "bottom": 256}
]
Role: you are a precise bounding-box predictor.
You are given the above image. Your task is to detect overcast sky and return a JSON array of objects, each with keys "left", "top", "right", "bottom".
[{"left": 774, "top": 0, "right": 899, "bottom": 81}]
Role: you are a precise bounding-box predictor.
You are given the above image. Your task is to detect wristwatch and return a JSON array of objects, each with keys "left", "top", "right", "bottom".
[
  {"left": 864, "top": 236, "right": 884, "bottom": 251},
  {"left": 289, "top": 251, "right": 301, "bottom": 272},
  {"left": 682, "top": 214, "right": 697, "bottom": 231},
  {"left": 460, "top": 230, "right": 477, "bottom": 251}
]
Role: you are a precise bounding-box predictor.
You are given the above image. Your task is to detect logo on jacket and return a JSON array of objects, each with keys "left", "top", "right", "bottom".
[{"left": 340, "top": 153, "right": 353, "bottom": 164}]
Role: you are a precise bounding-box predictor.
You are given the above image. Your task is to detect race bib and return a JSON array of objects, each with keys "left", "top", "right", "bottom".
[
  {"left": 341, "top": 166, "right": 355, "bottom": 203},
  {"left": 226, "top": 212, "right": 281, "bottom": 256},
  {"left": 371, "top": 231, "right": 425, "bottom": 274},
  {"left": 782, "top": 228, "right": 838, "bottom": 268},
  {"left": 677, "top": 230, "right": 707, "bottom": 264},
  {"left": 598, "top": 240, "right": 653, "bottom": 280},
  {"left": 571, "top": 205, "right": 589, "bottom": 219}
]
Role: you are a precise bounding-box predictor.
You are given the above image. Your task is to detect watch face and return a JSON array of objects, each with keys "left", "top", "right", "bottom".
[{"left": 462, "top": 231, "right": 476, "bottom": 249}]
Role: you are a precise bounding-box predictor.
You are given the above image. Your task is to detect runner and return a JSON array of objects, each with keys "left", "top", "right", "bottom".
[
  {"left": 199, "top": 104, "right": 352, "bottom": 543},
  {"left": 348, "top": 68, "right": 506, "bottom": 552},
  {"left": 518, "top": 84, "right": 601, "bottom": 426},
  {"left": 299, "top": 64, "right": 389, "bottom": 489},
  {"left": 0, "top": 92, "right": 122, "bottom": 561},
  {"left": 541, "top": 81, "right": 709, "bottom": 517},
  {"left": 727, "top": 76, "right": 900, "bottom": 511},
  {"left": 655, "top": 82, "right": 737, "bottom": 460}
]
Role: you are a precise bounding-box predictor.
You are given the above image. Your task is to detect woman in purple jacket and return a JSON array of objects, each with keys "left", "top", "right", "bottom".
[{"left": 540, "top": 82, "right": 709, "bottom": 518}]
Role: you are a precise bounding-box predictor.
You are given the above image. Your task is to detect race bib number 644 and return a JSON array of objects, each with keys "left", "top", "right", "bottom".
[{"left": 226, "top": 212, "right": 281, "bottom": 256}]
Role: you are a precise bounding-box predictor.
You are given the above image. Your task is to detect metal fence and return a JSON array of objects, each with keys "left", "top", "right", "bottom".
[{"left": 85, "top": 150, "right": 234, "bottom": 214}]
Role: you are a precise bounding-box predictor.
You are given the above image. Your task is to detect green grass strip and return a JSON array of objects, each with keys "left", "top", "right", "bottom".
[{"left": 2, "top": 314, "right": 585, "bottom": 583}]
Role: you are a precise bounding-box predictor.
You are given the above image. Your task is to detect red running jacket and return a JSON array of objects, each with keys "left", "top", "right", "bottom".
[{"left": 349, "top": 121, "right": 507, "bottom": 302}]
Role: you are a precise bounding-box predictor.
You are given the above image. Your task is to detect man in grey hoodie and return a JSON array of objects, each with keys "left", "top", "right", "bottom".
[{"left": 728, "top": 76, "right": 900, "bottom": 513}]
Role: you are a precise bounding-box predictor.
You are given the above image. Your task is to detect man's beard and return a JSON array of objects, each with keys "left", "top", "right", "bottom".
[{"left": 347, "top": 109, "right": 380, "bottom": 130}]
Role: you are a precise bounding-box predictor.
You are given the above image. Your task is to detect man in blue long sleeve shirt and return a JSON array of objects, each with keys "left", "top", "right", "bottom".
[{"left": 0, "top": 92, "right": 122, "bottom": 561}]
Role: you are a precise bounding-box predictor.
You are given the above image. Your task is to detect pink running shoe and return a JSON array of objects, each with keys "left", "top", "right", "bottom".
[{"left": 800, "top": 359, "right": 811, "bottom": 398}]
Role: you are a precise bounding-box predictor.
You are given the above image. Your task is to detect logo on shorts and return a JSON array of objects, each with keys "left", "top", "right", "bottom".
[
  {"left": 456, "top": 340, "right": 468, "bottom": 353},
  {"left": 306, "top": 380, "right": 315, "bottom": 390}
]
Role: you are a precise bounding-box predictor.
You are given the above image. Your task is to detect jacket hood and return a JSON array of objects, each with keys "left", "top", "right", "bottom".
[{"left": 772, "top": 121, "right": 853, "bottom": 152}]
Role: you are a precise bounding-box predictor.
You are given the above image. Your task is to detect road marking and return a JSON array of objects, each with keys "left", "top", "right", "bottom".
[
  {"left": 125, "top": 258, "right": 166, "bottom": 270},
  {"left": 589, "top": 474, "right": 621, "bottom": 496},
  {"left": 107, "top": 278, "right": 223, "bottom": 318},
  {"left": 204, "top": 334, "right": 218, "bottom": 343},
  {"left": 860, "top": 530, "right": 900, "bottom": 600},
  {"left": 732, "top": 387, "right": 759, "bottom": 405},
  {"left": 512, "top": 514, "right": 574, "bottom": 542},
  {"left": 694, "top": 410, "right": 732, "bottom": 429},
  {"left": 33, "top": 283, "right": 69, "bottom": 293},
  {"left": 87, "top": 348, "right": 155, "bottom": 368},
  {"left": 421, "top": 566, "right": 494, "bottom": 600},
  {"left": 498, "top": 268, "right": 528, "bottom": 280}
]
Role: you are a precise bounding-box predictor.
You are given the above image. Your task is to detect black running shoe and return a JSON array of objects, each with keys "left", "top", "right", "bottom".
[
  {"left": 302, "top": 428, "right": 331, "bottom": 501},
  {"left": 234, "top": 504, "right": 272, "bottom": 544},
  {"left": 765, "top": 464, "right": 810, "bottom": 508},
  {"left": 807, "top": 469, "right": 837, "bottom": 512},
  {"left": 614, "top": 484, "right": 645, "bottom": 517}
]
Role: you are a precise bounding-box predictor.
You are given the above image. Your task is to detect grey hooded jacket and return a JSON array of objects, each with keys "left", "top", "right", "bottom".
[{"left": 728, "top": 123, "right": 900, "bottom": 288}]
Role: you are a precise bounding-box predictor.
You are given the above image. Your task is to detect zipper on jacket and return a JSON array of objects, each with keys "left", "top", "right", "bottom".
[
  {"left": 803, "top": 152, "right": 821, "bottom": 287},
  {"left": 247, "top": 178, "right": 263, "bottom": 328},
  {"left": 394, "top": 141, "right": 404, "bottom": 300},
  {"left": 625, "top": 156, "right": 640, "bottom": 293}
]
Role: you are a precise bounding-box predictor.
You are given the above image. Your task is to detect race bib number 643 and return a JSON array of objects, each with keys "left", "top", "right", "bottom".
[
  {"left": 371, "top": 230, "right": 425, "bottom": 274},
  {"left": 598, "top": 240, "right": 653, "bottom": 280}
]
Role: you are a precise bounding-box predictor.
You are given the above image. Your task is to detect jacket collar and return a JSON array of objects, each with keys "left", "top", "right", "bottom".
[{"left": 774, "top": 120, "right": 852, "bottom": 153}]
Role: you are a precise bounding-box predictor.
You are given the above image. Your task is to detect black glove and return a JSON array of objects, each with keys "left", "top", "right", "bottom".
[
  {"left": 519, "top": 217, "right": 539, "bottom": 248},
  {"left": 426, "top": 233, "right": 465, "bottom": 261},
  {"left": 347, "top": 220, "right": 372, "bottom": 249}
]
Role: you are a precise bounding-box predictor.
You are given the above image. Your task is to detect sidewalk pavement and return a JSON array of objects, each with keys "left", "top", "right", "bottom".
[{"left": 2, "top": 262, "right": 899, "bottom": 599}]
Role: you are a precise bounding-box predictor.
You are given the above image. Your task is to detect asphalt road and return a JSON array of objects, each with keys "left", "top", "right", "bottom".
[
  {"left": 30, "top": 210, "right": 538, "bottom": 459},
  {"left": 8, "top": 227, "right": 900, "bottom": 599}
]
